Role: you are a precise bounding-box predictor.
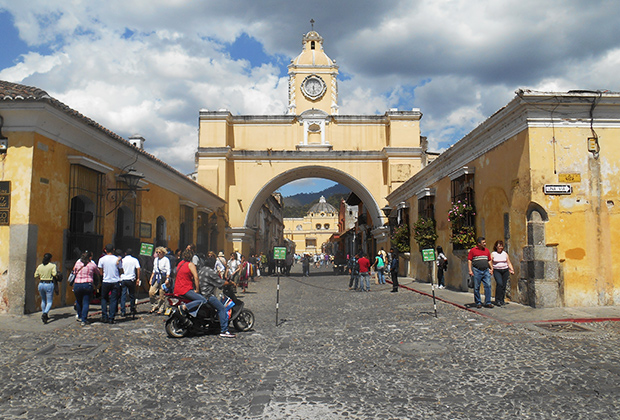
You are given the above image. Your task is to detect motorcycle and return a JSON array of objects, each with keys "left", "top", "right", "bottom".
[{"left": 164, "top": 294, "right": 255, "bottom": 338}]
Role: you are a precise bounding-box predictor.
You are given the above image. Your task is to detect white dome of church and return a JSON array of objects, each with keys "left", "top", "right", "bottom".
[{"left": 308, "top": 196, "right": 337, "bottom": 216}]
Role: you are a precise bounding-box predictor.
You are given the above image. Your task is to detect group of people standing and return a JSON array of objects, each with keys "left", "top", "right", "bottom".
[
  {"left": 346, "top": 248, "right": 399, "bottom": 293},
  {"left": 467, "top": 237, "right": 514, "bottom": 308}
]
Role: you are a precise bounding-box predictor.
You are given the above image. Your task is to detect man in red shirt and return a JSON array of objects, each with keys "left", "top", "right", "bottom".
[
  {"left": 358, "top": 253, "right": 371, "bottom": 292},
  {"left": 468, "top": 237, "right": 494, "bottom": 308}
]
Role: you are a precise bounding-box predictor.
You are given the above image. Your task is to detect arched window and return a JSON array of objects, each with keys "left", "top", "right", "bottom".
[
  {"left": 316, "top": 223, "right": 322, "bottom": 230},
  {"left": 324, "top": 223, "right": 330, "bottom": 230},
  {"left": 156, "top": 216, "right": 167, "bottom": 247},
  {"left": 296, "top": 224, "right": 303, "bottom": 231}
]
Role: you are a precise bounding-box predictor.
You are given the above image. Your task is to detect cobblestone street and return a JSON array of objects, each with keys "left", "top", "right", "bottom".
[{"left": 1, "top": 265, "right": 620, "bottom": 419}]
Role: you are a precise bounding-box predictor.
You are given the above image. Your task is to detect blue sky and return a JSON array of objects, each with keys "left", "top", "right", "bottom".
[{"left": 1, "top": 1, "right": 619, "bottom": 196}]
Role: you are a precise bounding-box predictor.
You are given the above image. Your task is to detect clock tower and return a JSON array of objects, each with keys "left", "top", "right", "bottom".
[{"left": 288, "top": 30, "right": 339, "bottom": 115}]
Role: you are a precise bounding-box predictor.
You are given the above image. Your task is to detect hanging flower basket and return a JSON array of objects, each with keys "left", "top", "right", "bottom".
[
  {"left": 412, "top": 217, "right": 438, "bottom": 250},
  {"left": 448, "top": 200, "right": 476, "bottom": 249},
  {"left": 391, "top": 224, "right": 411, "bottom": 253}
]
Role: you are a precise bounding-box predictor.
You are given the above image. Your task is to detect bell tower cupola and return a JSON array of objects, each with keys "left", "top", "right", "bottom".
[{"left": 288, "top": 26, "right": 339, "bottom": 115}]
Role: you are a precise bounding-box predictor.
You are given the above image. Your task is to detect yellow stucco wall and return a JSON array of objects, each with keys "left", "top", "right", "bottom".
[
  {"left": 0, "top": 132, "right": 35, "bottom": 312},
  {"left": 405, "top": 119, "right": 620, "bottom": 307},
  {"left": 529, "top": 126, "right": 620, "bottom": 306},
  {"left": 408, "top": 130, "right": 530, "bottom": 299}
]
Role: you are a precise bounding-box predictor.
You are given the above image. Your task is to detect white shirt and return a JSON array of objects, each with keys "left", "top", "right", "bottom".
[
  {"left": 153, "top": 256, "right": 171, "bottom": 276},
  {"left": 120, "top": 255, "right": 141, "bottom": 281},
  {"left": 215, "top": 258, "right": 226, "bottom": 276},
  {"left": 227, "top": 258, "right": 240, "bottom": 277},
  {"left": 491, "top": 251, "right": 509, "bottom": 270},
  {"left": 98, "top": 254, "right": 122, "bottom": 283}
]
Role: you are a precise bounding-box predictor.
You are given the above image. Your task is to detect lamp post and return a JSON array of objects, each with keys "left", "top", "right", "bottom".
[
  {"left": 106, "top": 168, "right": 150, "bottom": 215},
  {"left": 112, "top": 168, "right": 147, "bottom": 191}
]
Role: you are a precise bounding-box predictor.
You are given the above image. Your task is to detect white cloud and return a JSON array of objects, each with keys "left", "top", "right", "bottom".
[{"left": 1, "top": 0, "right": 619, "bottom": 175}]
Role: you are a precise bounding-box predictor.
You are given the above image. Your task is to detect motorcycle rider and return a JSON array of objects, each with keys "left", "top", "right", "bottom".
[
  {"left": 182, "top": 255, "right": 236, "bottom": 338},
  {"left": 174, "top": 248, "right": 207, "bottom": 307}
]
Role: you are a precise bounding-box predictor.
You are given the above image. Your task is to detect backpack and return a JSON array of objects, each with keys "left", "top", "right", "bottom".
[{"left": 439, "top": 255, "right": 448, "bottom": 270}]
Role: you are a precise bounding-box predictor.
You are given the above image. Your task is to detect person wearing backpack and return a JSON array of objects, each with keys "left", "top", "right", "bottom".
[
  {"left": 372, "top": 251, "right": 386, "bottom": 285},
  {"left": 436, "top": 245, "right": 448, "bottom": 289}
]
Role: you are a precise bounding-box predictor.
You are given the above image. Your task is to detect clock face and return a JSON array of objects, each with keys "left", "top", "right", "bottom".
[{"left": 302, "top": 75, "right": 326, "bottom": 99}]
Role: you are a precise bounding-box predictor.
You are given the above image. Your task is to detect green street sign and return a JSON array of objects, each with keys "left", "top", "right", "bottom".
[
  {"left": 273, "top": 247, "right": 287, "bottom": 260},
  {"left": 422, "top": 248, "right": 436, "bottom": 262},
  {"left": 140, "top": 243, "right": 154, "bottom": 256}
]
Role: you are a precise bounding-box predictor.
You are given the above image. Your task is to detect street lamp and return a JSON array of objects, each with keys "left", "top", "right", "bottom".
[
  {"left": 109, "top": 168, "right": 148, "bottom": 191},
  {"left": 381, "top": 205, "right": 393, "bottom": 218},
  {"left": 106, "top": 168, "right": 150, "bottom": 215}
]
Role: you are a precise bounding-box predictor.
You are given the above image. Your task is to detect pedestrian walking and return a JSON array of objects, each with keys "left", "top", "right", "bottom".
[
  {"left": 35, "top": 253, "right": 57, "bottom": 324},
  {"left": 120, "top": 248, "right": 141, "bottom": 316},
  {"left": 148, "top": 246, "right": 170, "bottom": 315},
  {"left": 390, "top": 248, "right": 399, "bottom": 292},
  {"left": 358, "top": 252, "right": 371, "bottom": 292},
  {"left": 348, "top": 254, "right": 360, "bottom": 290},
  {"left": 71, "top": 250, "right": 98, "bottom": 325},
  {"left": 302, "top": 254, "right": 311, "bottom": 277},
  {"left": 372, "top": 251, "right": 386, "bottom": 284},
  {"left": 467, "top": 237, "right": 494, "bottom": 308},
  {"left": 98, "top": 244, "right": 123, "bottom": 323},
  {"left": 238, "top": 255, "right": 250, "bottom": 293},
  {"left": 227, "top": 252, "right": 241, "bottom": 283},
  {"left": 491, "top": 240, "right": 514, "bottom": 306},
  {"left": 436, "top": 246, "right": 448, "bottom": 289}
]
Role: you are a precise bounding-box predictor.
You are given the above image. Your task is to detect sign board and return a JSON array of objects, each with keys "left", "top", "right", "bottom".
[
  {"left": 543, "top": 184, "right": 572, "bottom": 195},
  {"left": 558, "top": 173, "right": 581, "bottom": 183},
  {"left": 140, "top": 242, "right": 154, "bottom": 256},
  {"left": 0, "top": 181, "right": 10, "bottom": 226},
  {"left": 422, "top": 248, "right": 436, "bottom": 262},
  {"left": 140, "top": 222, "right": 152, "bottom": 238},
  {"left": 273, "top": 247, "right": 287, "bottom": 260}
]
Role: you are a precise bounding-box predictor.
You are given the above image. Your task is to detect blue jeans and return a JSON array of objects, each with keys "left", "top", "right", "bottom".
[
  {"left": 73, "top": 282, "right": 93, "bottom": 321},
  {"left": 38, "top": 281, "right": 54, "bottom": 314},
  {"left": 349, "top": 273, "right": 359, "bottom": 289},
  {"left": 376, "top": 269, "right": 385, "bottom": 284},
  {"left": 473, "top": 267, "right": 492, "bottom": 305},
  {"left": 185, "top": 294, "right": 229, "bottom": 333},
  {"left": 120, "top": 279, "right": 137, "bottom": 314},
  {"left": 360, "top": 272, "right": 370, "bottom": 291},
  {"left": 101, "top": 281, "right": 121, "bottom": 320}
]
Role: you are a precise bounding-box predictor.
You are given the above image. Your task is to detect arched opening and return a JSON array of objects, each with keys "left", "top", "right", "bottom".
[
  {"left": 244, "top": 166, "right": 383, "bottom": 229},
  {"left": 156, "top": 216, "right": 167, "bottom": 248},
  {"left": 241, "top": 166, "right": 385, "bottom": 264},
  {"left": 70, "top": 195, "right": 95, "bottom": 234},
  {"left": 115, "top": 205, "right": 138, "bottom": 252},
  {"left": 68, "top": 194, "right": 101, "bottom": 258}
]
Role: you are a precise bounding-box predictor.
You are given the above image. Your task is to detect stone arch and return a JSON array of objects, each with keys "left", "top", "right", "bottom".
[
  {"left": 526, "top": 202, "right": 548, "bottom": 246},
  {"left": 527, "top": 202, "right": 549, "bottom": 222},
  {"left": 243, "top": 166, "right": 383, "bottom": 229}
]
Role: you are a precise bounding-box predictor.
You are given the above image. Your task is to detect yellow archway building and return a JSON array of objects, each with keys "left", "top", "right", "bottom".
[{"left": 196, "top": 30, "right": 427, "bottom": 254}]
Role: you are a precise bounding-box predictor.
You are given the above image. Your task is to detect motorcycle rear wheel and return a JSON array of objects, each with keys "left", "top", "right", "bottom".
[
  {"left": 165, "top": 316, "right": 188, "bottom": 338},
  {"left": 232, "top": 309, "right": 255, "bottom": 332}
]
